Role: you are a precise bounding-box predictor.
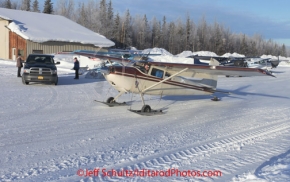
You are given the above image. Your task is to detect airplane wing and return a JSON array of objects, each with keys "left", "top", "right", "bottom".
[
  {"left": 150, "top": 61, "right": 275, "bottom": 77},
  {"left": 73, "top": 50, "right": 133, "bottom": 65},
  {"left": 74, "top": 52, "right": 275, "bottom": 77},
  {"left": 188, "top": 55, "right": 229, "bottom": 62}
]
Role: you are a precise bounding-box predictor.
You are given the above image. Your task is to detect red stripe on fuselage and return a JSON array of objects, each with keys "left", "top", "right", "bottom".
[{"left": 111, "top": 66, "right": 214, "bottom": 93}]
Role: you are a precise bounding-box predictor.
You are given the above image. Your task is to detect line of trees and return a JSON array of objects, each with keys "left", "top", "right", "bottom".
[{"left": 0, "top": 0, "right": 288, "bottom": 56}]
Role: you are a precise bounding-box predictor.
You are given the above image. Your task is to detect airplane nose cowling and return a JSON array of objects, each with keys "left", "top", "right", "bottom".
[{"left": 99, "top": 66, "right": 110, "bottom": 75}]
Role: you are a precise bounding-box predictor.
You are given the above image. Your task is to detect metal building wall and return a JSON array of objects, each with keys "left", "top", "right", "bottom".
[{"left": 26, "top": 41, "right": 108, "bottom": 55}]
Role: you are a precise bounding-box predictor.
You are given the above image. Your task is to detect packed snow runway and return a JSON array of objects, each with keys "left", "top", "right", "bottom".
[{"left": 0, "top": 59, "right": 290, "bottom": 182}]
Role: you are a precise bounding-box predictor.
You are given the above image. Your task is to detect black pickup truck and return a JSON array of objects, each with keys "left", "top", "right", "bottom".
[{"left": 22, "top": 54, "right": 60, "bottom": 85}]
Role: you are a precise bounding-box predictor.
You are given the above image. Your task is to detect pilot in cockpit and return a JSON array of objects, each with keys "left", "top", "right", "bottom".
[{"left": 144, "top": 63, "right": 150, "bottom": 74}]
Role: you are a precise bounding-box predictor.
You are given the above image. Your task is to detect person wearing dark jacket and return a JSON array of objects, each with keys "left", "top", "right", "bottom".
[
  {"left": 16, "top": 54, "right": 23, "bottom": 77},
  {"left": 73, "top": 57, "right": 80, "bottom": 79}
]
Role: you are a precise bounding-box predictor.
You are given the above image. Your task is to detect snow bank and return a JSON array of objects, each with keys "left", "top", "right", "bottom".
[
  {"left": 232, "top": 150, "right": 290, "bottom": 182},
  {"left": 176, "top": 51, "right": 218, "bottom": 57},
  {"left": 222, "top": 52, "right": 245, "bottom": 57},
  {"left": 175, "top": 51, "right": 195, "bottom": 57},
  {"left": 279, "top": 61, "right": 290, "bottom": 67},
  {"left": 142, "top": 47, "right": 173, "bottom": 56},
  {"left": 148, "top": 55, "right": 194, "bottom": 64},
  {"left": 54, "top": 53, "right": 103, "bottom": 69},
  {"left": 192, "top": 51, "right": 218, "bottom": 57}
]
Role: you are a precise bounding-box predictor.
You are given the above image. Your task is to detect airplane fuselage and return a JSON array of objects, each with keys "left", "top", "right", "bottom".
[{"left": 103, "top": 66, "right": 215, "bottom": 96}]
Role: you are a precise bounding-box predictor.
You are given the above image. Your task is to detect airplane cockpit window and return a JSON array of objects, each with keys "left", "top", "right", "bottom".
[
  {"left": 151, "top": 68, "right": 164, "bottom": 78},
  {"left": 133, "top": 62, "right": 150, "bottom": 74},
  {"left": 165, "top": 72, "right": 171, "bottom": 78},
  {"left": 164, "top": 72, "right": 172, "bottom": 80}
]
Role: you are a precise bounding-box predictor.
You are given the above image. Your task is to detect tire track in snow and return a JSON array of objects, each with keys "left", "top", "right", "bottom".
[
  {"left": 8, "top": 119, "right": 289, "bottom": 182},
  {"left": 1, "top": 85, "right": 58, "bottom": 122},
  {"left": 0, "top": 110, "right": 135, "bottom": 149},
  {"left": 0, "top": 79, "right": 136, "bottom": 148},
  {"left": 99, "top": 120, "right": 290, "bottom": 182}
]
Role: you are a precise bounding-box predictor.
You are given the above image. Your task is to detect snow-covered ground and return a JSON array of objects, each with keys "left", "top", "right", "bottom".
[{"left": 0, "top": 53, "right": 290, "bottom": 182}]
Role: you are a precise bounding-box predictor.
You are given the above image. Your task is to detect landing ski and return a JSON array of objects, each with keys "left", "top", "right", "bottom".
[
  {"left": 211, "top": 96, "right": 220, "bottom": 101},
  {"left": 128, "top": 109, "right": 164, "bottom": 116},
  {"left": 94, "top": 100, "right": 127, "bottom": 107}
]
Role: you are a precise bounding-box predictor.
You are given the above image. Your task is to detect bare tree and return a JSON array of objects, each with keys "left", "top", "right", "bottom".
[
  {"left": 134, "top": 14, "right": 150, "bottom": 49},
  {"left": 189, "top": 19, "right": 197, "bottom": 52},
  {"left": 151, "top": 17, "right": 161, "bottom": 48},
  {"left": 121, "top": 9, "right": 133, "bottom": 48},
  {"left": 98, "top": 0, "right": 107, "bottom": 36},
  {"left": 185, "top": 14, "right": 191, "bottom": 51},
  {"left": 175, "top": 18, "right": 185, "bottom": 53},
  {"left": 20, "top": 0, "right": 30, "bottom": 11},
  {"left": 281, "top": 44, "right": 287, "bottom": 57},
  {"left": 168, "top": 22, "right": 176, "bottom": 53},
  {"left": 55, "top": 0, "right": 75, "bottom": 19},
  {"left": 112, "top": 13, "right": 121, "bottom": 47},
  {"left": 212, "top": 22, "right": 224, "bottom": 55},
  {"left": 106, "top": 0, "right": 114, "bottom": 39},
  {"left": 240, "top": 34, "right": 248, "bottom": 55},
  {"left": 76, "top": 2, "right": 88, "bottom": 27},
  {"left": 196, "top": 16, "right": 208, "bottom": 51},
  {"left": 161, "top": 16, "right": 168, "bottom": 49},
  {"left": 2, "top": 0, "right": 12, "bottom": 8}
]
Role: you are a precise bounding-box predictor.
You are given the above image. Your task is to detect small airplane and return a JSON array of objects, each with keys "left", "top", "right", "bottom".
[
  {"left": 190, "top": 55, "right": 280, "bottom": 71},
  {"left": 244, "top": 57, "right": 280, "bottom": 71},
  {"left": 75, "top": 52, "right": 275, "bottom": 115}
]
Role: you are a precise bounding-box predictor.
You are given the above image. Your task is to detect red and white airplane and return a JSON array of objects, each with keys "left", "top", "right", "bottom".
[{"left": 76, "top": 52, "right": 275, "bottom": 115}]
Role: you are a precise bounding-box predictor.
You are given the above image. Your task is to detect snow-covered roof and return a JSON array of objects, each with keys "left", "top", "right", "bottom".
[{"left": 0, "top": 8, "right": 115, "bottom": 47}]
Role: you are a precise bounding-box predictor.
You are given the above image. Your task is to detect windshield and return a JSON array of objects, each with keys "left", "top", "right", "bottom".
[{"left": 26, "top": 56, "right": 54, "bottom": 64}]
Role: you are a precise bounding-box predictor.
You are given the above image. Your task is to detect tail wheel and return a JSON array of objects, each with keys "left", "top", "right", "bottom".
[
  {"left": 141, "top": 105, "right": 151, "bottom": 113},
  {"left": 106, "top": 97, "right": 115, "bottom": 103}
]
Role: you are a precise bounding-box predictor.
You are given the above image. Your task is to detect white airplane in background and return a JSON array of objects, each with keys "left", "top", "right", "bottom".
[
  {"left": 244, "top": 57, "right": 280, "bottom": 71},
  {"left": 191, "top": 55, "right": 281, "bottom": 72}
]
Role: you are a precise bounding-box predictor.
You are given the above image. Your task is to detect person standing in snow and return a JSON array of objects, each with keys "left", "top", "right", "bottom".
[
  {"left": 73, "top": 57, "right": 80, "bottom": 79},
  {"left": 16, "top": 53, "right": 23, "bottom": 77}
]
